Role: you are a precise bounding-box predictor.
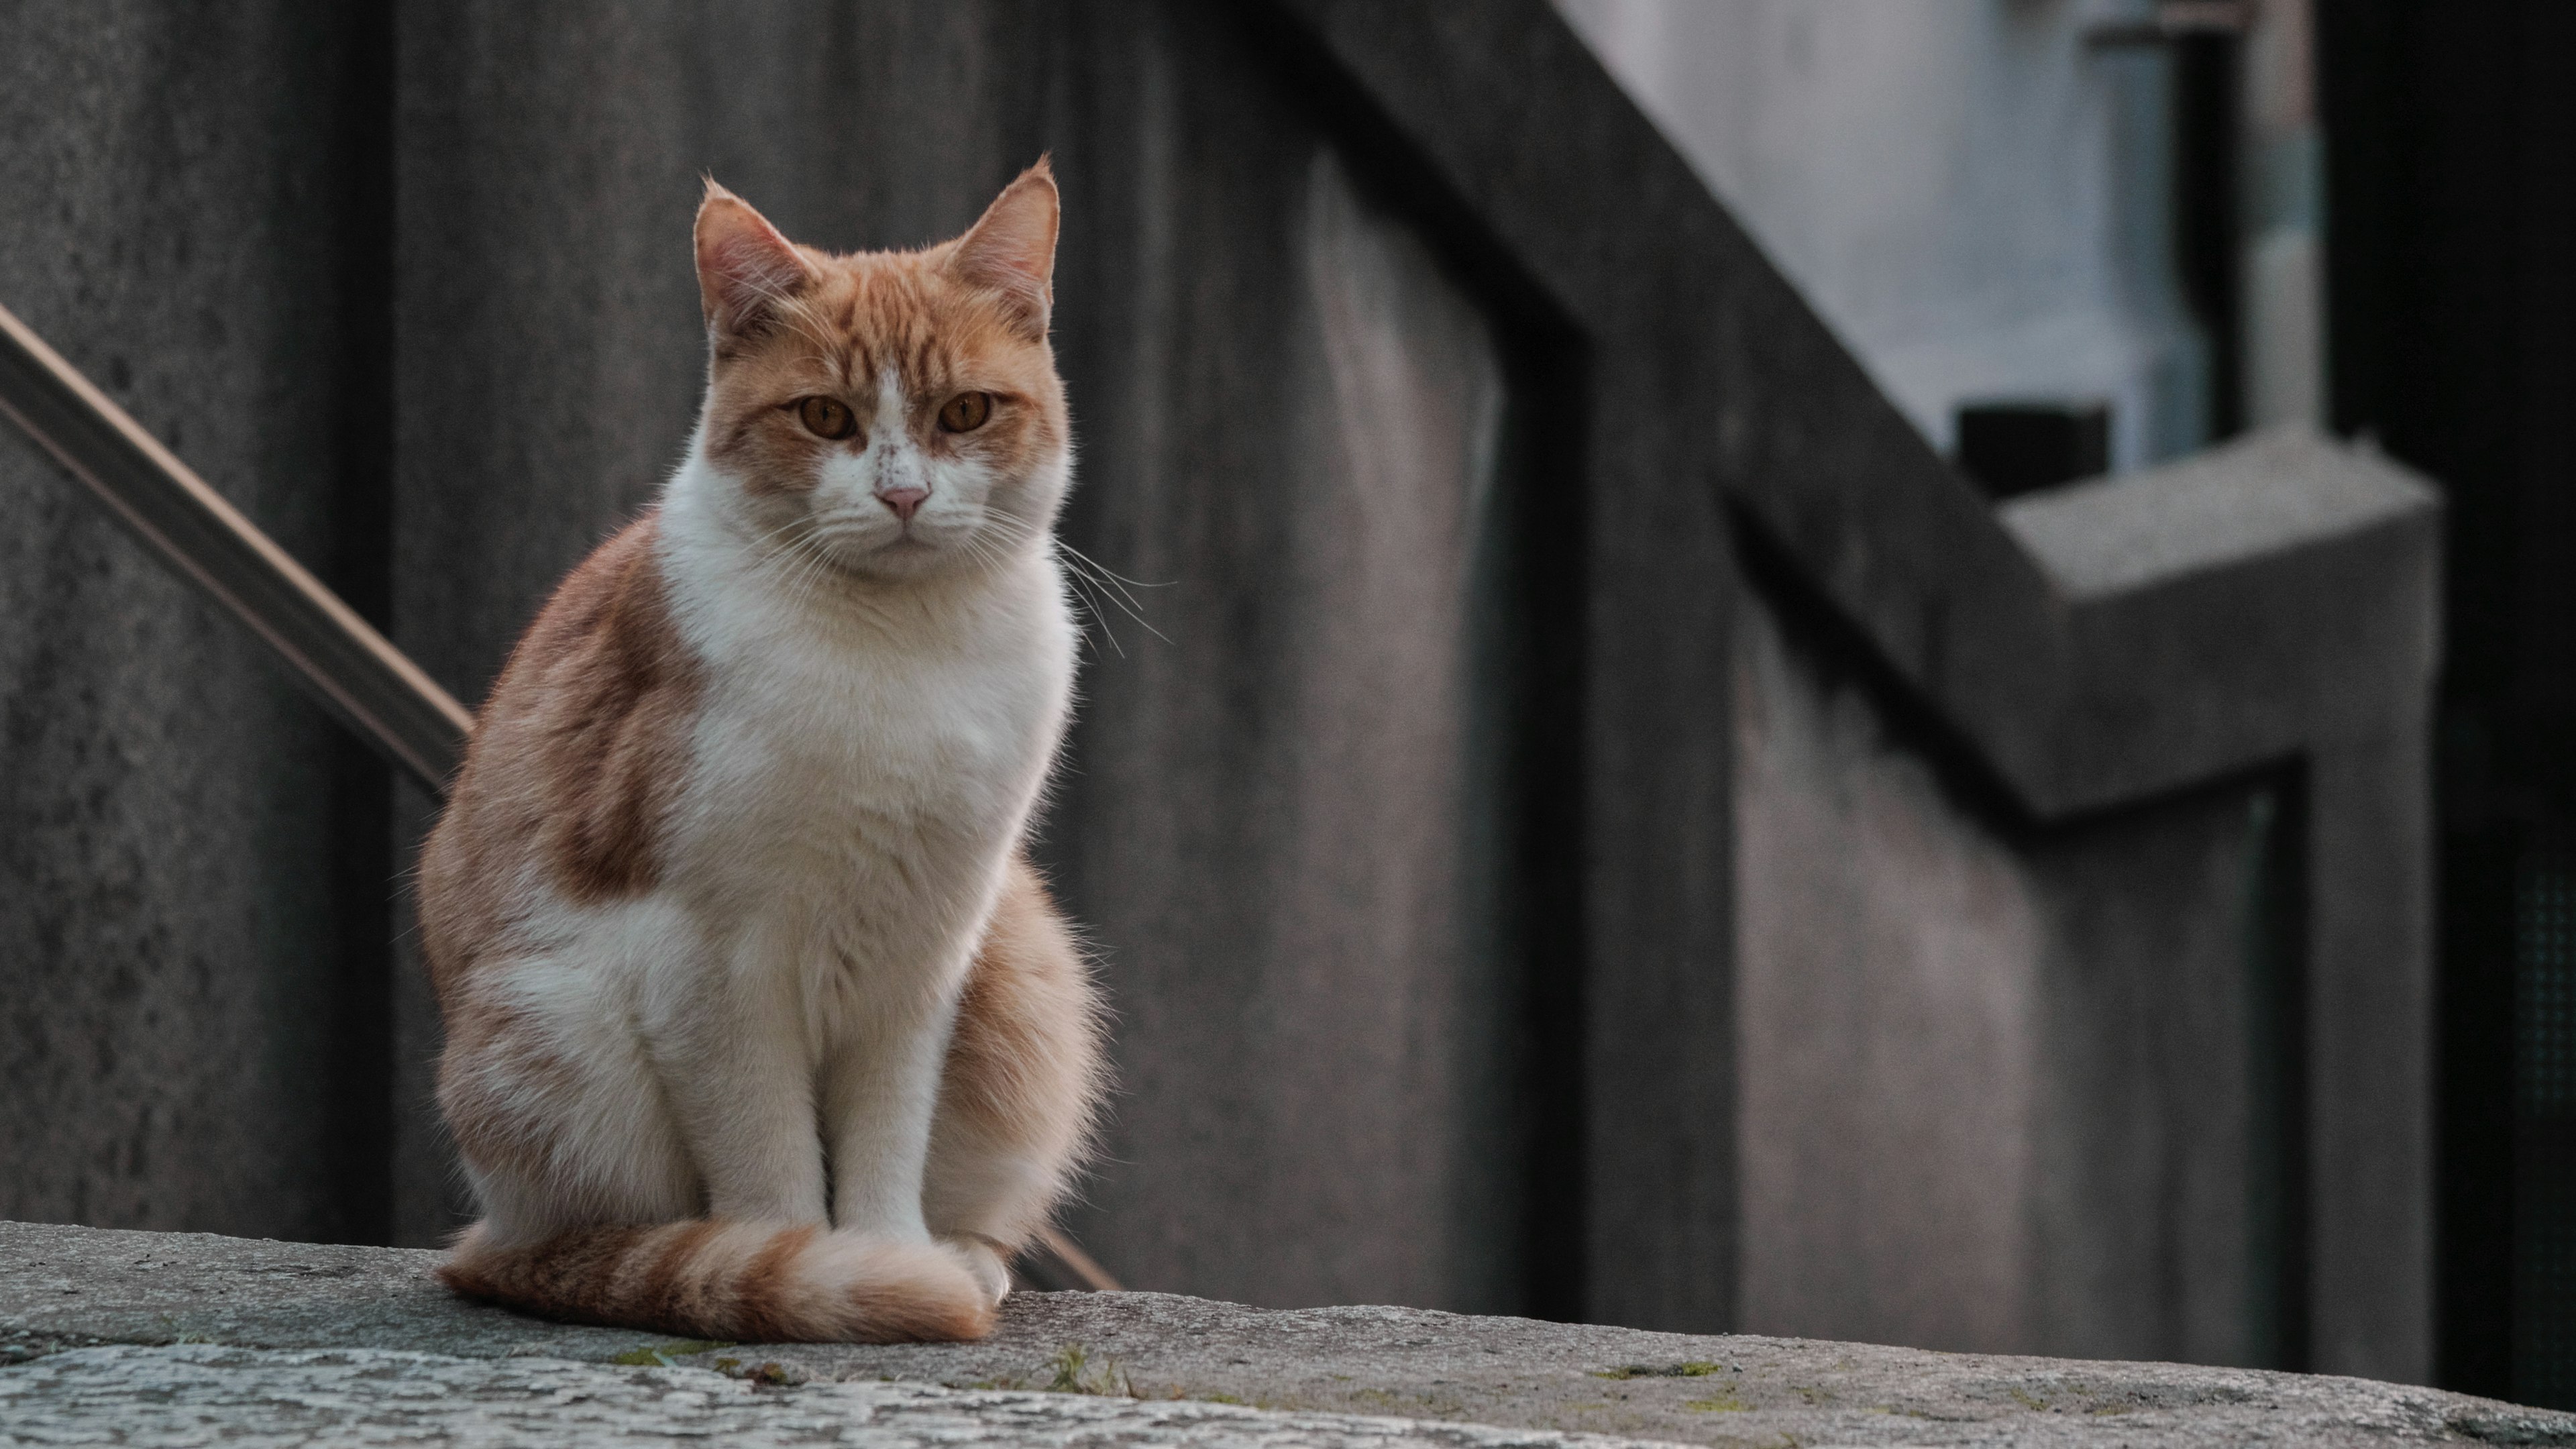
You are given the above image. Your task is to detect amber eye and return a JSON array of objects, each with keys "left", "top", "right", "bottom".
[
  {"left": 797, "top": 396, "right": 857, "bottom": 440},
  {"left": 938, "top": 391, "right": 992, "bottom": 434}
]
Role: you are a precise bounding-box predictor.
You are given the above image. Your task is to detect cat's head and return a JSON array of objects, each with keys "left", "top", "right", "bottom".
[{"left": 689, "top": 163, "right": 1068, "bottom": 583}]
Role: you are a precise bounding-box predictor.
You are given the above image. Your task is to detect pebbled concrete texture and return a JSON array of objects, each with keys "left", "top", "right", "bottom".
[
  {"left": 6, "top": 1220, "right": 2573, "bottom": 1448},
  {"left": 0, "top": 1347, "right": 1658, "bottom": 1449}
]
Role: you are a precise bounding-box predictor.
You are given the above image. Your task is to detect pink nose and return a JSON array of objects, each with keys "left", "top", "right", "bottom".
[{"left": 877, "top": 486, "right": 928, "bottom": 523}]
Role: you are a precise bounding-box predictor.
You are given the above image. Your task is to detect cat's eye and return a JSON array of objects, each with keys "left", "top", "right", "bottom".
[
  {"left": 798, "top": 396, "right": 858, "bottom": 440},
  {"left": 938, "top": 392, "right": 992, "bottom": 434}
]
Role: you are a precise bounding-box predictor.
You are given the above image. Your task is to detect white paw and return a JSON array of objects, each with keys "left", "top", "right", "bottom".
[{"left": 941, "top": 1234, "right": 1013, "bottom": 1307}]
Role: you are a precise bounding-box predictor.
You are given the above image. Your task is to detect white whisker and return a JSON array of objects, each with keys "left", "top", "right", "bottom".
[{"left": 1051, "top": 541, "right": 1169, "bottom": 645}]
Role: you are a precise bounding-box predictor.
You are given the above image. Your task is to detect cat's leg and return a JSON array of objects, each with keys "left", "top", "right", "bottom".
[
  {"left": 438, "top": 905, "right": 706, "bottom": 1245},
  {"left": 640, "top": 914, "right": 830, "bottom": 1225},
  {"left": 920, "top": 854, "right": 1108, "bottom": 1299},
  {"left": 444, "top": 1024, "right": 699, "bottom": 1246},
  {"left": 440, "top": 901, "right": 994, "bottom": 1342},
  {"left": 818, "top": 981, "right": 957, "bottom": 1247}
]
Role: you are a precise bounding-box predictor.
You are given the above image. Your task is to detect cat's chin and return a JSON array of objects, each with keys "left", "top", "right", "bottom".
[{"left": 810, "top": 531, "right": 974, "bottom": 584}]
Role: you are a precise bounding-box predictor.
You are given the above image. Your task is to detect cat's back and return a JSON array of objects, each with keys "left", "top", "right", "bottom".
[{"left": 419, "top": 511, "right": 704, "bottom": 989}]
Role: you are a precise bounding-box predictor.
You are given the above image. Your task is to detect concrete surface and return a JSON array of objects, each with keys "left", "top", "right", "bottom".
[
  {"left": 1283, "top": 0, "right": 2440, "bottom": 1375},
  {"left": 0, "top": 1347, "right": 1670, "bottom": 1449},
  {"left": 1735, "top": 578, "right": 2290, "bottom": 1364},
  {"left": 1725, "top": 425, "right": 2436, "bottom": 1364},
  {"left": 5, "top": 1220, "right": 2570, "bottom": 1448},
  {"left": 0, "top": 0, "right": 394, "bottom": 1244}
]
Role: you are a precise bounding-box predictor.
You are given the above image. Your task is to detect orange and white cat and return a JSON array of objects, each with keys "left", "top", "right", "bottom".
[{"left": 417, "top": 162, "right": 1106, "bottom": 1344}]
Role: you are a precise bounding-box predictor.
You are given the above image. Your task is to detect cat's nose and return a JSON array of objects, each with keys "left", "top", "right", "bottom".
[{"left": 877, "top": 486, "right": 928, "bottom": 523}]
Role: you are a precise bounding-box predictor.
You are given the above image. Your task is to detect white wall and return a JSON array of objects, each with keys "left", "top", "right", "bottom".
[{"left": 1554, "top": 0, "right": 2214, "bottom": 472}]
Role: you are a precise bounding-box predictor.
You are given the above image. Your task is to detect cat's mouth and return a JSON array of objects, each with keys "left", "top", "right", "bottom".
[{"left": 782, "top": 517, "right": 963, "bottom": 578}]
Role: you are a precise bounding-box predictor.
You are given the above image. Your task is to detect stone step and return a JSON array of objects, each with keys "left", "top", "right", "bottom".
[{"left": 2, "top": 1219, "right": 2563, "bottom": 1447}]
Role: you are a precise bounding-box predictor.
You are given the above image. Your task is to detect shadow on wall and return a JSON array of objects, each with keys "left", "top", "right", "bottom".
[{"left": 1735, "top": 527, "right": 2304, "bottom": 1366}]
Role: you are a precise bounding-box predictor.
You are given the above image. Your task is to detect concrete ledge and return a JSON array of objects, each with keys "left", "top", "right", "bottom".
[
  {"left": 2, "top": 1346, "right": 1660, "bottom": 1449},
  {"left": 6, "top": 1220, "right": 2569, "bottom": 1446}
]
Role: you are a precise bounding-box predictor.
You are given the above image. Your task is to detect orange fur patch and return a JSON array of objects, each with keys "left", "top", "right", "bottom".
[{"left": 927, "top": 853, "right": 1111, "bottom": 1251}]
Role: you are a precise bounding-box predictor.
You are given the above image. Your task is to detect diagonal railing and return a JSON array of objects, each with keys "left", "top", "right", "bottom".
[
  {"left": 0, "top": 302, "right": 473, "bottom": 789},
  {"left": 0, "top": 298, "right": 1116, "bottom": 1295}
]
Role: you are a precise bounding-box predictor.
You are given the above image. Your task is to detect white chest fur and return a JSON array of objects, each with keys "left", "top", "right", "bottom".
[{"left": 655, "top": 463, "right": 1077, "bottom": 1026}]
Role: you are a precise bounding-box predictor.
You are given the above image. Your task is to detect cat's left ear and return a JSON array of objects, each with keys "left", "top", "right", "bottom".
[
  {"left": 948, "top": 160, "right": 1059, "bottom": 339},
  {"left": 695, "top": 180, "right": 815, "bottom": 341}
]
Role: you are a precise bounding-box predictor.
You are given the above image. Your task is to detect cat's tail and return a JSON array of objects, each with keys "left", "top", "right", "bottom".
[{"left": 437, "top": 1219, "right": 997, "bottom": 1343}]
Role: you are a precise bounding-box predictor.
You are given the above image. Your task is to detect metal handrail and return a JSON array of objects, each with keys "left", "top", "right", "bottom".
[
  {"left": 0, "top": 302, "right": 473, "bottom": 790},
  {"left": 0, "top": 298, "right": 1118, "bottom": 1294}
]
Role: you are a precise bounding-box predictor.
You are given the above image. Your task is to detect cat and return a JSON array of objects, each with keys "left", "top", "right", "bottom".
[{"left": 417, "top": 161, "right": 1106, "bottom": 1344}]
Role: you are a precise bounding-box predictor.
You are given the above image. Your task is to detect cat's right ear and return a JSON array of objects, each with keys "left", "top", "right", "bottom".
[
  {"left": 947, "top": 160, "right": 1059, "bottom": 341},
  {"left": 694, "top": 181, "right": 814, "bottom": 341}
]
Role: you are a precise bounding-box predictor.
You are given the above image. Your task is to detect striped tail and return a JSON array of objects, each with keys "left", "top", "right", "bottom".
[{"left": 437, "top": 1220, "right": 997, "bottom": 1343}]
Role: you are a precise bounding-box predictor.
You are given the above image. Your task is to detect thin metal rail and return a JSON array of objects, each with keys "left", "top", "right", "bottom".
[
  {"left": 0, "top": 301, "right": 473, "bottom": 791},
  {"left": 0, "top": 298, "right": 1121, "bottom": 1295}
]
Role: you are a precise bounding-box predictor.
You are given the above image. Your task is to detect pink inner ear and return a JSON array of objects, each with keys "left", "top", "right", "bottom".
[
  {"left": 698, "top": 201, "right": 810, "bottom": 329},
  {"left": 954, "top": 177, "right": 1059, "bottom": 322}
]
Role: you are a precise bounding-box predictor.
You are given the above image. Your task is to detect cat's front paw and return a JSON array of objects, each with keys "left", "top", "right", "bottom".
[{"left": 940, "top": 1234, "right": 1013, "bottom": 1307}]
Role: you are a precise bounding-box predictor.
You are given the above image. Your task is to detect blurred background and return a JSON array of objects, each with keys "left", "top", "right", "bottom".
[{"left": 0, "top": 0, "right": 2566, "bottom": 1409}]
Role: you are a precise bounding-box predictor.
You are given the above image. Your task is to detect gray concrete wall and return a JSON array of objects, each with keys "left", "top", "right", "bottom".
[
  {"left": 1046, "top": 146, "right": 1524, "bottom": 1313},
  {"left": 1736, "top": 579, "right": 2291, "bottom": 1364},
  {"left": 0, "top": 0, "right": 390, "bottom": 1244},
  {"left": 1287, "top": 1, "right": 2436, "bottom": 1373},
  {"left": 1725, "top": 428, "right": 2435, "bottom": 1371}
]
